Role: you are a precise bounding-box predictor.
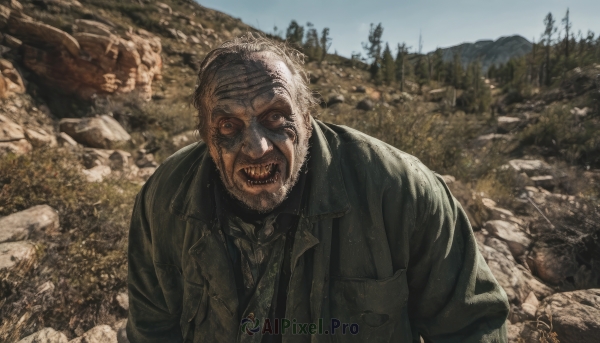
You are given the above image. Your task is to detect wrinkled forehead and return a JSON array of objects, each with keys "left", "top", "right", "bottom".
[{"left": 210, "top": 51, "right": 296, "bottom": 104}]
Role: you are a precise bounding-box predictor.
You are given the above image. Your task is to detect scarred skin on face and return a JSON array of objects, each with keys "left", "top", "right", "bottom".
[{"left": 205, "top": 51, "right": 311, "bottom": 212}]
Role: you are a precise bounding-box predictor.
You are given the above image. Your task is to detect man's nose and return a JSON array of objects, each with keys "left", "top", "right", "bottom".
[{"left": 241, "top": 123, "right": 272, "bottom": 159}]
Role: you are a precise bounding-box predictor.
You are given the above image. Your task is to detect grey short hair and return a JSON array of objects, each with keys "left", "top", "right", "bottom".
[{"left": 192, "top": 32, "right": 318, "bottom": 139}]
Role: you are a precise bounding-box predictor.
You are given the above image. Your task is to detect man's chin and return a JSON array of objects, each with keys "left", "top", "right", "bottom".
[{"left": 229, "top": 187, "right": 290, "bottom": 213}]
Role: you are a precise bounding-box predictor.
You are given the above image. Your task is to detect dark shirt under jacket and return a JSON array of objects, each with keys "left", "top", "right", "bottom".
[{"left": 214, "top": 167, "right": 308, "bottom": 343}]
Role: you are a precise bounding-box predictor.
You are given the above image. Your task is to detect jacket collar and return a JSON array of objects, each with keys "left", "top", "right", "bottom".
[{"left": 169, "top": 117, "right": 350, "bottom": 222}]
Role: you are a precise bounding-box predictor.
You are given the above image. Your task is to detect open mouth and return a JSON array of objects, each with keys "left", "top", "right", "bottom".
[{"left": 242, "top": 162, "right": 280, "bottom": 186}]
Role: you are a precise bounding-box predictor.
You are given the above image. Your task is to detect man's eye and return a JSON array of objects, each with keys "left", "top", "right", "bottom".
[
  {"left": 266, "top": 112, "right": 285, "bottom": 124},
  {"left": 219, "top": 119, "right": 240, "bottom": 135}
]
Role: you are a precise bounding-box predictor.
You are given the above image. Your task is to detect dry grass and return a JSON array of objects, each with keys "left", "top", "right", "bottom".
[{"left": 0, "top": 149, "right": 140, "bottom": 340}]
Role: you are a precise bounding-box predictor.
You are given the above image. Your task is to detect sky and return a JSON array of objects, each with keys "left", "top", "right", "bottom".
[{"left": 197, "top": 0, "right": 600, "bottom": 58}]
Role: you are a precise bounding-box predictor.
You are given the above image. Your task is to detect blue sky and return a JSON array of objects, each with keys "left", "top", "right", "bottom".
[{"left": 197, "top": 0, "right": 599, "bottom": 58}]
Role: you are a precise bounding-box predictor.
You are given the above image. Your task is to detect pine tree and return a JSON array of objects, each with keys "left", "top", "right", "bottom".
[
  {"left": 562, "top": 8, "right": 572, "bottom": 58},
  {"left": 414, "top": 55, "right": 429, "bottom": 92},
  {"left": 381, "top": 43, "right": 395, "bottom": 85},
  {"left": 319, "top": 28, "right": 332, "bottom": 64},
  {"left": 285, "top": 20, "right": 304, "bottom": 48},
  {"left": 542, "top": 12, "right": 556, "bottom": 86},
  {"left": 303, "top": 22, "right": 320, "bottom": 61},
  {"left": 432, "top": 48, "right": 445, "bottom": 82},
  {"left": 362, "top": 23, "right": 384, "bottom": 81},
  {"left": 395, "top": 43, "right": 409, "bottom": 91}
]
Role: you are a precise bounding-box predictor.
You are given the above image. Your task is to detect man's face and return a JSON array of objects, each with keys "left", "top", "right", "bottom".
[{"left": 204, "top": 52, "right": 311, "bottom": 212}]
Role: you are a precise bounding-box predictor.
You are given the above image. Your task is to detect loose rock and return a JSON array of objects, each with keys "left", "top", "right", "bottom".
[
  {"left": 116, "top": 292, "right": 128, "bottom": 311},
  {"left": 356, "top": 98, "right": 374, "bottom": 111},
  {"left": 68, "top": 325, "right": 117, "bottom": 343},
  {"left": 59, "top": 115, "right": 131, "bottom": 149},
  {"left": 508, "top": 159, "right": 551, "bottom": 176},
  {"left": 536, "top": 289, "right": 600, "bottom": 343},
  {"left": 0, "top": 113, "right": 31, "bottom": 155},
  {"left": 0, "top": 205, "right": 59, "bottom": 243},
  {"left": 497, "top": 116, "right": 521, "bottom": 133},
  {"left": 531, "top": 241, "right": 579, "bottom": 285},
  {"left": 82, "top": 165, "right": 111, "bottom": 182},
  {"left": 485, "top": 220, "right": 532, "bottom": 258},
  {"left": 57, "top": 132, "right": 79, "bottom": 148},
  {"left": 0, "top": 240, "right": 35, "bottom": 270},
  {"left": 25, "top": 128, "right": 57, "bottom": 148},
  {"left": 16, "top": 327, "right": 68, "bottom": 343},
  {"left": 478, "top": 241, "right": 553, "bottom": 304},
  {"left": 327, "top": 94, "right": 344, "bottom": 106}
]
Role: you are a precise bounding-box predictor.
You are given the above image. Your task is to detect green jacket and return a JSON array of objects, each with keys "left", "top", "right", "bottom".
[{"left": 127, "top": 118, "right": 509, "bottom": 343}]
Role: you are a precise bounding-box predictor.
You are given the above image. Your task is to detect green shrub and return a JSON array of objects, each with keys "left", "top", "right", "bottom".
[{"left": 519, "top": 104, "right": 600, "bottom": 167}]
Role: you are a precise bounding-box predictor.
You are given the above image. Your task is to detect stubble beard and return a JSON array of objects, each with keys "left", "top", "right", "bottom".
[{"left": 216, "top": 133, "right": 310, "bottom": 213}]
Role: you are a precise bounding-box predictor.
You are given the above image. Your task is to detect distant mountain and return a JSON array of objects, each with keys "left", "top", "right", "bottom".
[{"left": 435, "top": 35, "right": 532, "bottom": 71}]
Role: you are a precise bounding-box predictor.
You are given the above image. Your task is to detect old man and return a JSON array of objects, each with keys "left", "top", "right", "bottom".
[{"left": 127, "top": 34, "right": 509, "bottom": 342}]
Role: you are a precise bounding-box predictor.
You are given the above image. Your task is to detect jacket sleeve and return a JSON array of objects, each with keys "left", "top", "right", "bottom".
[
  {"left": 126, "top": 187, "right": 184, "bottom": 343},
  {"left": 401, "top": 167, "right": 509, "bottom": 342}
]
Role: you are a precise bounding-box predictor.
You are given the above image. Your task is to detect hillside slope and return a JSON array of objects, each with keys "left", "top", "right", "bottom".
[{"left": 438, "top": 35, "right": 533, "bottom": 71}]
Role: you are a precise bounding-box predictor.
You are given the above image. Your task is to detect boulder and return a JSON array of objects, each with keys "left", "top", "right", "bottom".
[
  {"left": 530, "top": 175, "right": 554, "bottom": 190},
  {"left": 497, "top": 116, "right": 521, "bottom": 133},
  {"left": 356, "top": 98, "right": 374, "bottom": 111},
  {"left": 68, "top": 325, "right": 117, "bottom": 343},
  {"left": 0, "top": 58, "right": 25, "bottom": 96},
  {"left": 25, "top": 128, "right": 57, "bottom": 148},
  {"left": 327, "top": 94, "right": 344, "bottom": 107},
  {"left": 0, "top": 113, "right": 24, "bottom": 141},
  {"left": 570, "top": 106, "right": 591, "bottom": 117},
  {"left": 156, "top": 2, "right": 172, "bottom": 14},
  {"left": 7, "top": 14, "right": 80, "bottom": 57},
  {"left": 508, "top": 159, "right": 551, "bottom": 176},
  {"left": 475, "top": 133, "right": 511, "bottom": 143},
  {"left": 478, "top": 241, "right": 553, "bottom": 304},
  {"left": 16, "top": 327, "right": 68, "bottom": 343},
  {"left": 531, "top": 241, "right": 579, "bottom": 285},
  {"left": 137, "top": 167, "right": 156, "bottom": 181},
  {"left": 0, "top": 240, "right": 35, "bottom": 270},
  {"left": 536, "top": 289, "right": 600, "bottom": 343},
  {"left": 4, "top": 34, "right": 22, "bottom": 48},
  {"left": 0, "top": 114, "right": 31, "bottom": 155},
  {"left": 353, "top": 85, "right": 366, "bottom": 93},
  {"left": 521, "top": 291, "right": 540, "bottom": 318},
  {"left": 115, "top": 292, "right": 129, "bottom": 311},
  {"left": 59, "top": 115, "right": 131, "bottom": 149},
  {"left": 72, "top": 19, "right": 113, "bottom": 37},
  {"left": 82, "top": 165, "right": 111, "bottom": 183},
  {"left": 0, "top": 4, "right": 10, "bottom": 29},
  {"left": 57, "top": 132, "right": 79, "bottom": 147},
  {"left": 484, "top": 220, "right": 531, "bottom": 258},
  {"left": 135, "top": 151, "right": 158, "bottom": 168},
  {"left": 480, "top": 198, "right": 521, "bottom": 223},
  {"left": 0, "top": 205, "right": 59, "bottom": 243},
  {"left": 109, "top": 150, "right": 132, "bottom": 171},
  {"left": 82, "top": 148, "right": 113, "bottom": 169},
  {"left": 8, "top": 14, "right": 161, "bottom": 100}
]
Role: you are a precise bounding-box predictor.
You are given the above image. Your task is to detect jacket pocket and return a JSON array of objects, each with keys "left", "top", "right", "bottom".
[
  {"left": 180, "top": 280, "right": 208, "bottom": 341},
  {"left": 330, "top": 268, "right": 409, "bottom": 342}
]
